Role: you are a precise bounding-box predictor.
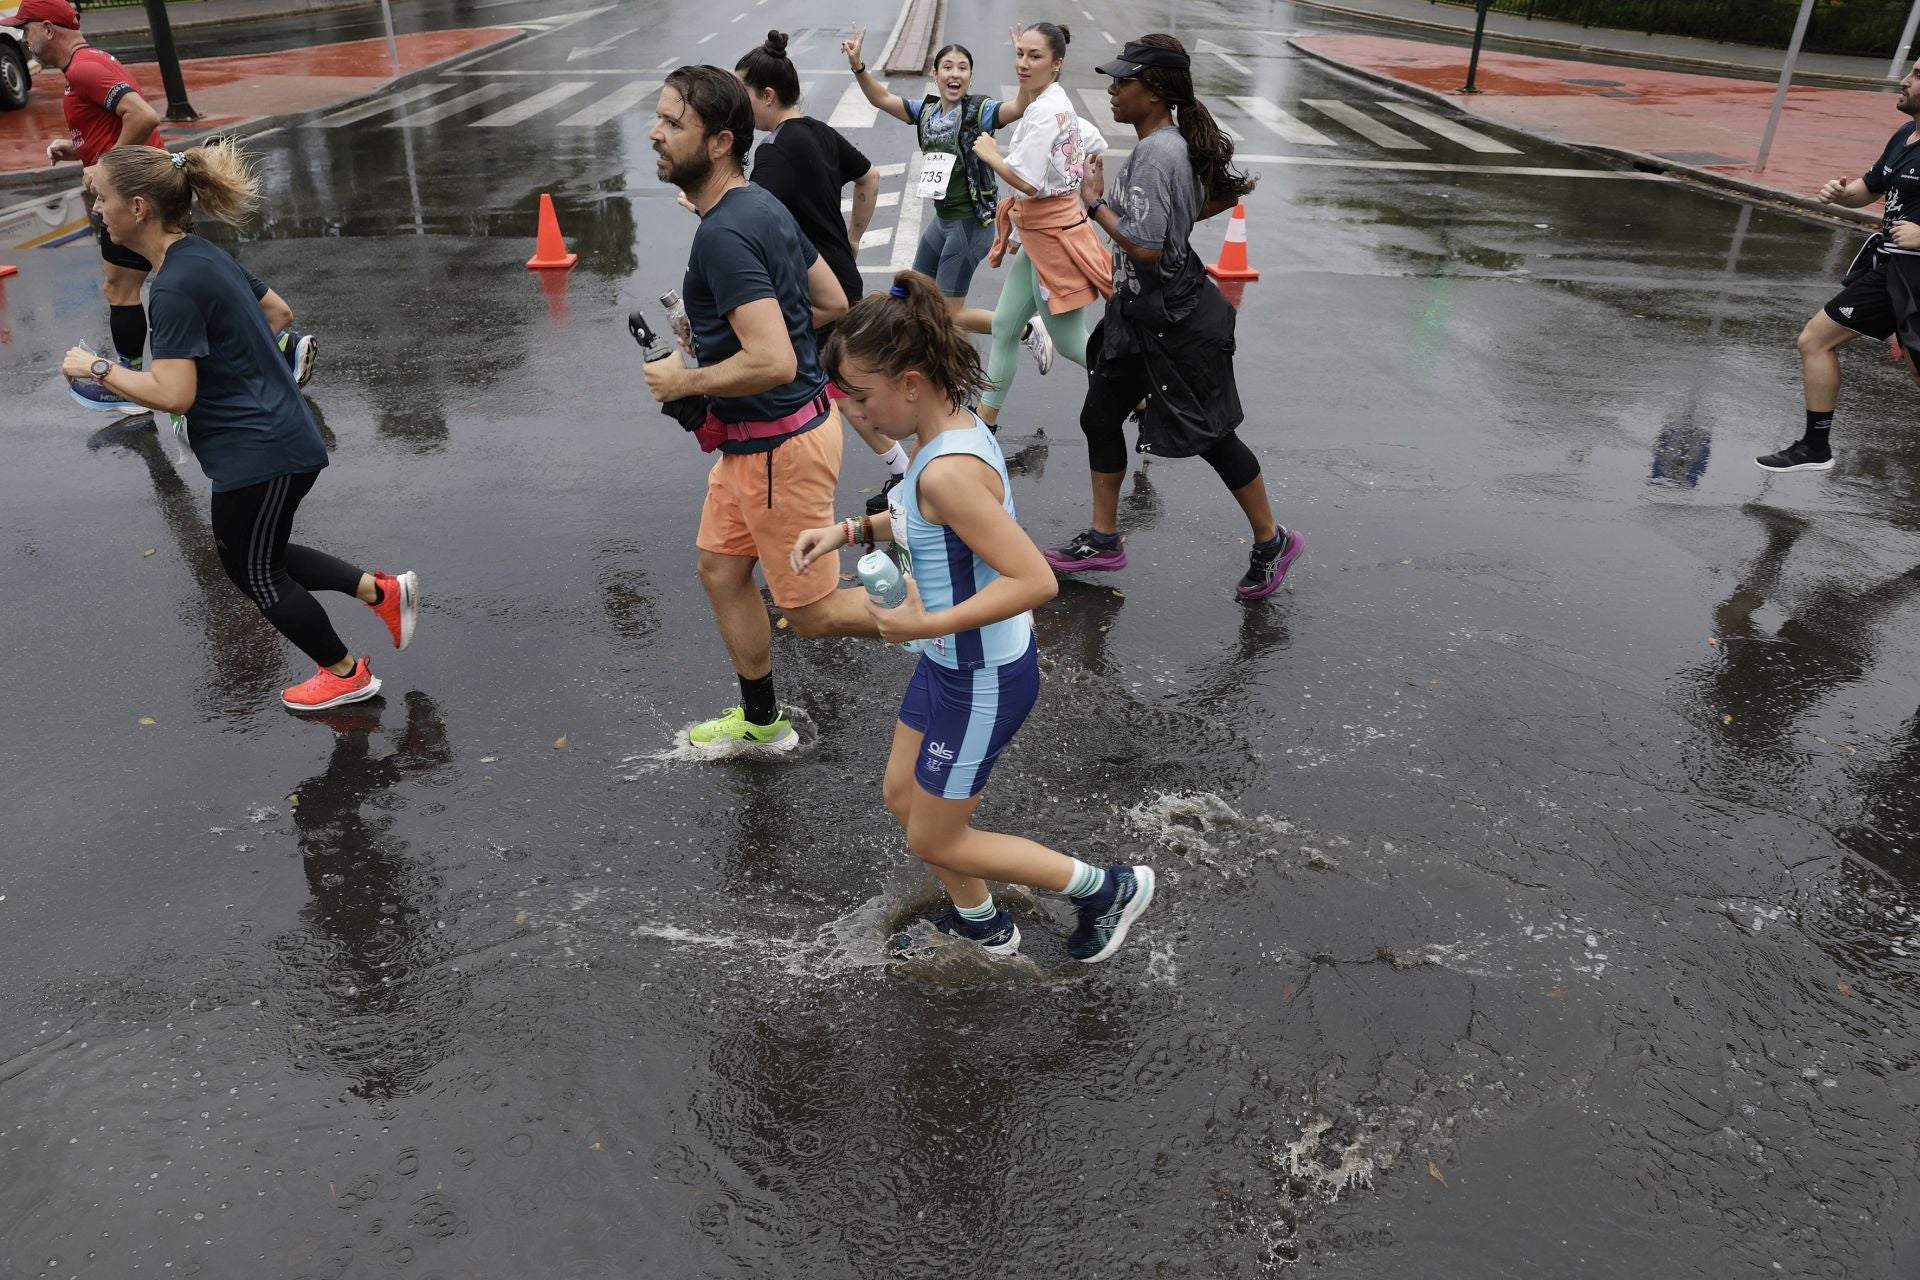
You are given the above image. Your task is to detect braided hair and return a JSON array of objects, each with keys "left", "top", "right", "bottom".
[{"left": 1134, "top": 33, "right": 1255, "bottom": 205}]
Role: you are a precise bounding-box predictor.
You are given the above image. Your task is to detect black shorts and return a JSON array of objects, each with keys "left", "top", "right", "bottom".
[{"left": 94, "top": 212, "right": 151, "bottom": 272}]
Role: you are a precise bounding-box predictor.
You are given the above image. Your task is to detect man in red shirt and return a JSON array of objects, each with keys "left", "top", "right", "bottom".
[{"left": 6, "top": 0, "right": 316, "bottom": 412}]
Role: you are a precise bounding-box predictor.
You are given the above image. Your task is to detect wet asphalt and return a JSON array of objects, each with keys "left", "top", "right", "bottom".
[{"left": 5, "top": 0, "right": 1920, "bottom": 1275}]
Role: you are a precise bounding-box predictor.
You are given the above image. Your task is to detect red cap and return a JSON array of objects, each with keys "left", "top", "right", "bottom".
[{"left": 3, "top": 0, "right": 82, "bottom": 29}]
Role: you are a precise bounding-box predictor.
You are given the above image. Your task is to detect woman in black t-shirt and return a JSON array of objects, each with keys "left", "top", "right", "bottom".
[
  {"left": 735, "top": 31, "right": 907, "bottom": 489},
  {"left": 58, "top": 142, "right": 419, "bottom": 714}
]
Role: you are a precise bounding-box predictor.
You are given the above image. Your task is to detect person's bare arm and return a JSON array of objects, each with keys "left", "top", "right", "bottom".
[
  {"left": 113, "top": 91, "right": 161, "bottom": 148},
  {"left": 258, "top": 288, "right": 294, "bottom": 335},
  {"left": 841, "top": 24, "right": 911, "bottom": 123},
  {"left": 1820, "top": 176, "right": 1879, "bottom": 209},
  {"left": 63, "top": 346, "right": 197, "bottom": 414},
  {"left": 971, "top": 134, "right": 1037, "bottom": 197},
  {"left": 847, "top": 169, "right": 880, "bottom": 253},
  {"left": 642, "top": 297, "right": 798, "bottom": 403},
  {"left": 807, "top": 255, "right": 849, "bottom": 329}
]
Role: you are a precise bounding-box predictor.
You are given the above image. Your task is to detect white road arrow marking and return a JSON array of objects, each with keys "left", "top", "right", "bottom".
[{"left": 567, "top": 27, "right": 640, "bottom": 61}]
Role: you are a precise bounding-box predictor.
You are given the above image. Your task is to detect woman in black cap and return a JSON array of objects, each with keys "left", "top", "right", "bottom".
[{"left": 1045, "top": 33, "right": 1306, "bottom": 601}]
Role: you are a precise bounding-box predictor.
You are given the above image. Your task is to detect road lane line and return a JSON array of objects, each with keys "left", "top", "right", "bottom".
[
  {"left": 890, "top": 151, "right": 925, "bottom": 271},
  {"left": 471, "top": 81, "right": 596, "bottom": 127},
  {"left": 828, "top": 79, "right": 879, "bottom": 129},
  {"left": 1376, "top": 102, "right": 1520, "bottom": 153},
  {"left": 1071, "top": 88, "right": 1129, "bottom": 141},
  {"left": 318, "top": 82, "right": 453, "bottom": 126},
  {"left": 560, "top": 80, "right": 660, "bottom": 126},
  {"left": 658, "top": 56, "right": 680, "bottom": 68},
  {"left": 1303, "top": 99, "right": 1427, "bottom": 150},
  {"left": 697, "top": 31, "right": 716, "bottom": 45},
  {"left": 1228, "top": 96, "right": 1336, "bottom": 146},
  {"left": 386, "top": 83, "right": 512, "bottom": 127}
]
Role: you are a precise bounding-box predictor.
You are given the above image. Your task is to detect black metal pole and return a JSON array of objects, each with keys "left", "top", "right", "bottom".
[
  {"left": 142, "top": 0, "right": 200, "bottom": 122},
  {"left": 1462, "top": 0, "right": 1493, "bottom": 92}
]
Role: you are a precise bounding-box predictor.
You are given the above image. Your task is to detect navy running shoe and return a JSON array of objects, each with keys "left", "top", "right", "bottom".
[
  {"left": 69, "top": 377, "right": 143, "bottom": 414},
  {"left": 281, "top": 330, "right": 318, "bottom": 387},
  {"left": 1066, "top": 865, "right": 1157, "bottom": 963},
  {"left": 894, "top": 905, "right": 1022, "bottom": 958}
]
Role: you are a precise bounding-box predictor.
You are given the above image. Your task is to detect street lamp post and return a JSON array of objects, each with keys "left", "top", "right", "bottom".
[
  {"left": 142, "top": 0, "right": 199, "bottom": 121},
  {"left": 1462, "top": 0, "right": 1494, "bottom": 93}
]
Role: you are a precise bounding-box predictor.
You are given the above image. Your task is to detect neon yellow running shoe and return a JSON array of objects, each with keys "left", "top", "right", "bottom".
[{"left": 688, "top": 706, "right": 799, "bottom": 753}]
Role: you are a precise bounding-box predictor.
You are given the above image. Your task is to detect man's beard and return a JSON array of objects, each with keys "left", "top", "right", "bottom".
[{"left": 663, "top": 148, "right": 715, "bottom": 192}]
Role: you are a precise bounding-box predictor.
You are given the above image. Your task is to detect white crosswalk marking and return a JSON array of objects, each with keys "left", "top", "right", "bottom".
[
  {"left": 559, "top": 79, "right": 659, "bottom": 126},
  {"left": 828, "top": 79, "right": 878, "bottom": 129},
  {"left": 1376, "top": 102, "right": 1520, "bottom": 153},
  {"left": 1302, "top": 99, "right": 1426, "bottom": 150},
  {"left": 472, "top": 81, "right": 596, "bottom": 127},
  {"left": 387, "top": 83, "right": 512, "bottom": 127},
  {"left": 860, "top": 227, "right": 893, "bottom": 249},
  {"left": 890, "top": 151, "right": 925, "bottom": 271},
  {"left": 1228, "top": 96, "right": 1335, "bottom": 146},
  {"left": 319, "top": 82, "right": 452, "bottom": 127},
  {"left": 842, "top": 192, "right": 902, "bottom": 212}
]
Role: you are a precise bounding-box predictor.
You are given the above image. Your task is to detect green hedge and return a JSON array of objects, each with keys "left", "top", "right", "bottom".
[{"left": 1434, "top": 0, "right": 1909, "bottom": 56}]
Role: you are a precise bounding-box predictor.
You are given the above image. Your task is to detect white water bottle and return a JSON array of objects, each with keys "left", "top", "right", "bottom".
[{"left": 856, "top": 551, "right": 927, "bottom": 654}]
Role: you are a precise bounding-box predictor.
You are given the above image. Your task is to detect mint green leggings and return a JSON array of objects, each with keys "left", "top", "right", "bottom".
[{"left": 981, "top": 250, "right": 1092, "bottom": 412}]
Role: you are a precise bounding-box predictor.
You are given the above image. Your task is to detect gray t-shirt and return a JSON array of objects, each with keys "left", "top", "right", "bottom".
[{"left": 1110, "top": 126, "right": 1203, "bottom": 314}]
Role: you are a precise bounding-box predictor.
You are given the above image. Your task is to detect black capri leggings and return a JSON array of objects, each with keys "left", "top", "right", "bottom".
[
  {"left": 1080, "top": 356, "right": 1262, "bottom": 491},
  {"left": 209, "top": 470, "right": 365, "bottom": 668}
]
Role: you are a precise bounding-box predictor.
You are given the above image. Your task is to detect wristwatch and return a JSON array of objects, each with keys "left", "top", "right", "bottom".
[
  {"left": 1086, "top": 197, "right": 1109, "bottom": 220},
  {"left": 89, "top": 357, "right": 113, "bottom": 384}
]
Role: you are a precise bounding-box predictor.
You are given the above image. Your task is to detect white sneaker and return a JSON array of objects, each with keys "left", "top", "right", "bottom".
[{"left": 1022, "top": 316, "right": 1054, "bottom": 375}]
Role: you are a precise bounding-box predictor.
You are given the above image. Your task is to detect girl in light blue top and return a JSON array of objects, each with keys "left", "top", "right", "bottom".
[{"left": 790, "top": 270, "right": 1156, "bottom": 963}]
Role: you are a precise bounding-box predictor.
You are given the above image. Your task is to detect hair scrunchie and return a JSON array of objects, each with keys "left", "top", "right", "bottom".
[
  {"left": 170, "top": 152, "right": 186, "bottom": 170},
  {"left": 889, "top": 284, "right": 908, "bottom": 298}
]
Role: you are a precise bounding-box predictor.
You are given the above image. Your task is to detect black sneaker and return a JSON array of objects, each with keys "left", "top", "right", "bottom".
[
  {"left": 1755, "top": 439, "right": 1833, "bottom": 473},
  {"left": 1066, "top": 865, "right": 1157, "bottom": 963},
  {"left": 864, "top": 472, "right": 901, "bottom": 517},
  {"left": 1042, "top": 530, "right": 1127, "bottom": 574}
]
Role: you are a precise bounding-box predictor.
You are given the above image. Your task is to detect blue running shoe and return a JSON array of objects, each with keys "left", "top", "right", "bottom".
[
  {"left": 893, "top": 905, "right": 1022, "bottom": 958},
  {"left": 69, "top": 377, "right": 144, "bottom": 414},
  {"left": 1066, "top": 865, "right": 1157, "bottom": 963}
]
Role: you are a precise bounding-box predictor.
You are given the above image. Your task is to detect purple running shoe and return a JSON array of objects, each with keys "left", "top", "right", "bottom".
[
  {"left": 1236, "top": 529, "right": 1305, "bottom": 601},
  {"left": 1044, "top": 530, "right": 1128, "bottom": 574}
]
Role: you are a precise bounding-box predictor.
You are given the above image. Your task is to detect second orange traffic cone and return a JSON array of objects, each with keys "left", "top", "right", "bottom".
[
  {"left": 0, "top": 264, "right": 16, "bottom": 279},
  {"left": 526, "top": 193, "right": 578, "bottom": 271},
  {"left": 1205, "top": 202, "right": 1259, "bottom": 282}
]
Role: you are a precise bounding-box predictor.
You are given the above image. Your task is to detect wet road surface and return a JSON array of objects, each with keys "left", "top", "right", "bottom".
[{"left": 6, "top": 1, "right": 1920, "bottom": 1276}]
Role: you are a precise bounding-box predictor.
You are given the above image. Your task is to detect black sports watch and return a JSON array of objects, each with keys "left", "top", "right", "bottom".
[
  {"left": 89, "top": 357, "right": 113, "bottom": 384},
  {"left": 1086, "top": 197, "right": 1109, "bottom": 220}
]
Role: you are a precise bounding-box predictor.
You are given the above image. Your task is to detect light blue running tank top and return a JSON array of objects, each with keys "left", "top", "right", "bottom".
[{"left": 886, "top": 417, "right": 1036, "bottom": 670}]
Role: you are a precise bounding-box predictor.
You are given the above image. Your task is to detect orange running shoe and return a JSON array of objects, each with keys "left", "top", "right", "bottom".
[
  {"left": 368, "top": 570, "right": 419, "bottom": 650},
  {"left": 282, "top": 657, "right": 381, "bottom": 711}
]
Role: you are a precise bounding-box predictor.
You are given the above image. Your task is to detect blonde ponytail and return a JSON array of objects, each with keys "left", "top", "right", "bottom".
[{"left": 97, "top": 139, "right": 261, "bottom": 232}]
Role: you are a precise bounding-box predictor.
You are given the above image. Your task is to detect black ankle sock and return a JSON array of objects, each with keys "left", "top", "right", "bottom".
[
  {"left": 1805, "top": 410, "right": 1833, "bottom": 445},
  {"left": 1088, "top": 529, "right": 1120, "bottom": 549},
  {"left": 740, "top": 673, "right": 777, "bottom": 726},
  {"left": 371, "top": 582, "right": 385, "bottom": 606},
  {"left": 1255, "top": 530, "right": 1287, "bottom": 553}
]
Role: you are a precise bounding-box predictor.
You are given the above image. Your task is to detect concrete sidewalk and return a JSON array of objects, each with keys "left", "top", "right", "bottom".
[
  {"left": 1293, "top": 32, "right": 1897, "bottom": 222},
  {"left": 1291, "top": 0, "right": 1902, "bottom": 88},
  {"left": 9, "top": 0, "right": 376, "bottom": 38}
]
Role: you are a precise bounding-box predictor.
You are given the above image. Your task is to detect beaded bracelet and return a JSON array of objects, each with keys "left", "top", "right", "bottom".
[{"left": 842, "top": 517, "right": 859, "bottom": 548}]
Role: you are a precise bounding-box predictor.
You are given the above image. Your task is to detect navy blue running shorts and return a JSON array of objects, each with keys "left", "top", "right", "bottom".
[{"left": 897, "top": 638, "right": 1040, "bottom": 799}]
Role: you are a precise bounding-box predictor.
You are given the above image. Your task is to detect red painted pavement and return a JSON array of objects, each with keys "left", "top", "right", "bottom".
[
  {"left": 1295, "top": 34, "right": 1908, "bottom": 205},
  {"left": 0, "top": 27, "right": 514, "bottom": 176}
]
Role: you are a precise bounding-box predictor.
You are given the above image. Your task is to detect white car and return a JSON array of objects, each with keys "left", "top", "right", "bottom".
[{"left": 0, "top": 22, "right": 31, "bottom": 110}]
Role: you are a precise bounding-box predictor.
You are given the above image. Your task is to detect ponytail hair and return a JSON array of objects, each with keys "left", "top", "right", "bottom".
[
  {"left": 823, "top": 270, "right": 991, "bottom": 408},
  {"left": 734, "top": 29, "right": 800, "bottom": 108},
  {"left": 1032, "top": 21, "right": 1071, "bottom": 61},
  {"left": 97, "top": 139, "right": 261, "bottom": 231},
  {"left": 1133, "top": 33, "right": 1256, "bottom": 205}
]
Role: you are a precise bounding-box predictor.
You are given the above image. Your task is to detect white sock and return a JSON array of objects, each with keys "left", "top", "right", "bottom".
[{"left": 878, "top": 442, "right": 909, "bottom": 477}]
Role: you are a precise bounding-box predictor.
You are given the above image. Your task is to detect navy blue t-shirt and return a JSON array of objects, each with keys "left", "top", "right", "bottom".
[
  {"left": 148, "top": 235, "right": 327, "bottom": 492},
  {"left": 1863, "top": 121, "right": 1920, "bottom": 246},
  {"left": 682, "top": 184, "right": 826, "bottom": 429}
]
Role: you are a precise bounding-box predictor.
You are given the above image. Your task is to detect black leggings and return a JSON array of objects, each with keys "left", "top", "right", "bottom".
[
  {"left": 1080, "top": 356, "right": 1261, "bottom": 491},
  {"left": 209, "top": 470, "right": 364, "bottom": 668}
]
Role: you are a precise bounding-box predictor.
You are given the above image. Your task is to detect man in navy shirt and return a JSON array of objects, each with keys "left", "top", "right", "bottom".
[
  {"left": 643, "top": 65, "right": 871, "bottom": 752},
  {"left": 1761, "top": 57, "right": 1920, "bottom": 473}
]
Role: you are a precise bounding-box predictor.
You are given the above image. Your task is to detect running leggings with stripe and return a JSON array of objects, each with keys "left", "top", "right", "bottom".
[
  {"left": 208, "top": 470, "right": 364, "bottom": 669},
  {"left": 1081, "top": 357, "right": 1263, "bottom": 490},
  {"left": 981, "top": 251, "right": 1092, "bottom": 412}
]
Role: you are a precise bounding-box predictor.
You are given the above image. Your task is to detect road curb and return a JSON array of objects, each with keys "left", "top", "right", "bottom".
[
  {"left": 1288, "top": 36, "right": 1879, "bottom": 229},
  {"left": 1284, "top": 0, "right": 1894, "bottom": 91},
  {"left": 879, "top": 0, "right": 941, "bottom": 75},
  {"left": 79, "top": 0, "right": 380, "bottom": 40},
  {"left": 0, "top": 25, "right": 529, "bottom": 201}
]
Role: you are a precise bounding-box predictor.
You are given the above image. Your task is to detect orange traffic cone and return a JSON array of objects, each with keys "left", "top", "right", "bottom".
[
  {"left": 1205, "top": 202, "right": 1259, "bottom": 282},
  {"left": 0, "top": 265, "right": 16, "bottom": 279},
  {"left": 526, "top": 193, "right": 577, "bottom": 271}
]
